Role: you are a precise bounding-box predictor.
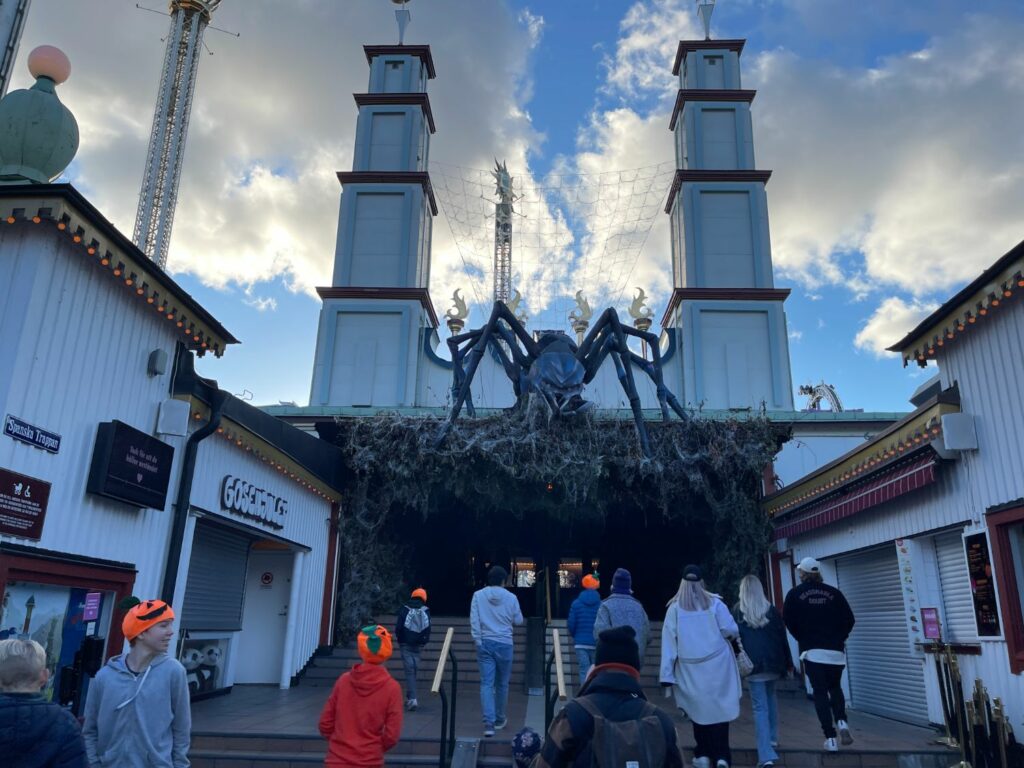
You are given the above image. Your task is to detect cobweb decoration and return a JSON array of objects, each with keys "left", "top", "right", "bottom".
[{"left": 430, "top": 161, "right": 675, "bottom": 333}]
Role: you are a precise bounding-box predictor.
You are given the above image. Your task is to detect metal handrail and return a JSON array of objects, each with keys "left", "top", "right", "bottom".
[
  {"left": 543, "top": 627, "right": 568, "bottom": 730},
  {"left": 430, "top": 627, "right": 458, "bottom": 768}
]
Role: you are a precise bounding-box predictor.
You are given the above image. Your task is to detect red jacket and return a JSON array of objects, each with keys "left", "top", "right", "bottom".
[{"left": 318, "top": 662, "right": 404, "bottom": 767}]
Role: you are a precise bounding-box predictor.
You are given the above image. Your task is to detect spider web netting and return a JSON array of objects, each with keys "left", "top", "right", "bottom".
[{"left": 430, "top": 161, "right": 676, "bottom": 334}]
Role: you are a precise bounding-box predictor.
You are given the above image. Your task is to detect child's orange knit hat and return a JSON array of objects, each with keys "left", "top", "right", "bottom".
[
  {"left": 358, "top": 625, "right": 393, "bottom": 664},
  {"left": 582, "top": 573, "right": 600, "bottom": 590}
]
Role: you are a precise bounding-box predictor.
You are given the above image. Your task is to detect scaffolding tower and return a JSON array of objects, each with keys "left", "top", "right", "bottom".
[
  {"left": 0, "top": 0, "right": 32, "bottom": 98},
  {"left": 134, "top": 0, "right": 221, "bottom": 268},
  {"left": 492, "top": 160, "right": 515, "bottom": 303}
]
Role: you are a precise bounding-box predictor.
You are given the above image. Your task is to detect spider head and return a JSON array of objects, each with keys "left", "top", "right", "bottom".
[{"left": 527, "top": 333, "right": 588, "bottom": 414}]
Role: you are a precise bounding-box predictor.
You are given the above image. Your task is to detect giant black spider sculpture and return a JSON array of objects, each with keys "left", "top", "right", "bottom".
[{"left": 436, "top": 301, "right": 687, "bottom": 457}]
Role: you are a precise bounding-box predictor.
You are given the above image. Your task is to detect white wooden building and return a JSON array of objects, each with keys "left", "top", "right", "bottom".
[{"left": 766, "top": 240, "right": 1024, "bottom": 727}]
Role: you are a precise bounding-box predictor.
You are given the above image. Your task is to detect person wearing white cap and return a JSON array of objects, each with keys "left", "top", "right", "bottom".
[{"left": 782, "top": 557, "right": 855, "bottom": 753}]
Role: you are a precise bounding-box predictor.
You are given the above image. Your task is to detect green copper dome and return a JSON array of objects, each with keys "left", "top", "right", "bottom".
[{"left": 0, "top": 46, "right": 79, "bottom": 184}]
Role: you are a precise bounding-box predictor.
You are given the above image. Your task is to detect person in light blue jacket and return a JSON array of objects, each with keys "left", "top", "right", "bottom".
[
  {"left": 470, "top": 566, "right": 524, "bottom": 738},
  {"left": 566, "top": 572, "right": 601, "bottom": 685},
  {"left": 82, "top": 600, "right": 190, "bottom": 768}
]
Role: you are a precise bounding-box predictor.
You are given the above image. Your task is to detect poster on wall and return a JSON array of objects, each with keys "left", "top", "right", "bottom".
[
  {"left": 894, "top": 538, "right": 924, "bottom": 656},
  {"left": 87, "top": 421, "right": 174, "bottom": 509},
  {"left": 0, "top": 583, "right": 106, "bottom": 700},
  {"left": 964, "top": 531, "right": 1002, "bottom": 637},
  {"left": 0, "top": 467, "right": 51, "bottom": 540}
]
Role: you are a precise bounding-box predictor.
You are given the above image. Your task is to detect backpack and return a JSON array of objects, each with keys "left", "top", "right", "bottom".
[
  {"left": 403, "top": 606, "right": 430, "bottom": 638},
  {"left": 575, "top": 697, "right": 669, "bottom": 768}
]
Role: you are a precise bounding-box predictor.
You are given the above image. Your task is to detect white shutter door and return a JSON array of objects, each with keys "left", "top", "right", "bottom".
[
  {"left": 934, "top": 531, "right": 977, "bottom": 643},
  {"left": 837, "top": 546, "right": 929, "bottom": 724}
]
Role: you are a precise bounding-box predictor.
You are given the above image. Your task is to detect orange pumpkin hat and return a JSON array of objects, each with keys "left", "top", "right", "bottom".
[
  {"left": 122, "top": 599, "right": 175, "bottom": 641},
  {"left": 357, "top": 624, "right": 393, "bottom": 664},
  {"left": 582, "top": 573, "right": 600, "bottom": 590}
]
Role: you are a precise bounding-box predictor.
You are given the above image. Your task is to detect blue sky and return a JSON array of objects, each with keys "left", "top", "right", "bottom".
[{"left": 15, "top": 0, "right": 1024, "bottom": 412}]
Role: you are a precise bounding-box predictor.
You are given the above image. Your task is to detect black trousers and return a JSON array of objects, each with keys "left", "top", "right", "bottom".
[
  {"left": 692, "top": 721, "right": 730, "bottom": 763},
  {"left": 804, "top": 660, "right": 847, "bottom": 738}
]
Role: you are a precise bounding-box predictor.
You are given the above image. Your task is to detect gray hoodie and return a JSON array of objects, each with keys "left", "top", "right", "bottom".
[
  {"left": 82, "top": 653, "right": 191, "bottom": 768},
  {"left": 470, "top": 586, "right": 524, "bottom": 645}
]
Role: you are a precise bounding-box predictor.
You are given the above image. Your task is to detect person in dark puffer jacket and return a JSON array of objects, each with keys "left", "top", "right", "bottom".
[
  {"left": 566, "top": 572, "right": 601, "bottom": 686},
  {"left": 533, "top": 626, "right": 683, "bottom": 768},
  {"left": 0, "top": 637, "right": 86, "bottom": 768}
]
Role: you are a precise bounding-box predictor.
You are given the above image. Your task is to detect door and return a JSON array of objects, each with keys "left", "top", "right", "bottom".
[
  {"left": 234, "top": 550, "right": 292, "bottom": 684},
  {"left": 837, "top": 545, "right": 929, "bottom": 724},
  {"left": 934, "top": 530, "right": 978, "bottom": 643}
]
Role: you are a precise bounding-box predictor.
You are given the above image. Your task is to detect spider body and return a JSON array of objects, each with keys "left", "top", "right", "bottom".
[{"left": 437, "top": 302, "right": 686, "bottom": 456}]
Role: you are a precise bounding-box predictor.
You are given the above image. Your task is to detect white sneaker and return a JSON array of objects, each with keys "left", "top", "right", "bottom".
[
  {"left": 408, "top": 698, "right": 418, "bottom": 711},
  {"left": 824, "top": 737, "right": 839, "bottom": 752},
  {"left": 691, "top": 758, "right": 711, "bottom": 768},
  {"left": 837, "top": 719, "right": 853, "bottom": 745},
  {"left": 715, "top": 761, "right": 729, "bottom": 768}
]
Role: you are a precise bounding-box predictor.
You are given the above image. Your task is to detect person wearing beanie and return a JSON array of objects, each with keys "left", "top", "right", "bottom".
[
  {"left": 533, "top": 627, "right": 683, "bottom": 768},
  {"left": 660, "top": 567, "right": 740, "bottom": 768},
  {"left": 396, "top": 587, "right": 432, "bottom": 711},
  {"left": 319, "top": 625, "right": 403, "bottom": 768},
  {"left": 593, "top": 568, "right": 650, "bottom": 671},
  {"left": 470, "top": 565, "right": 524, "bottom": 737},
  {"left": 783, "top": 557, "right": 856, "bottom": 753},
  {"left": 82, "top": 599, "right": 191, "bottom": 768},
  {"left": 567, "top": 573, "right": 601, "bottom": 685}
]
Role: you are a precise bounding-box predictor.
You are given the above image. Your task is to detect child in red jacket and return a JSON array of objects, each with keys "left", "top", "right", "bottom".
[{"left": 319, "top": 625, "right": 404, "bottom": 768}]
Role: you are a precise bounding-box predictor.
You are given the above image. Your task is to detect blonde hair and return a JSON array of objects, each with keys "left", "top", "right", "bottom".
[
  {"left": 0, "top": 638, "right": 46, "bottom": 692},
  {"left": 669, "top": 577, "right": 712, "bottom": 612},
  {"left": 738, "top": 575, "right": 771, "bottom": 629}
]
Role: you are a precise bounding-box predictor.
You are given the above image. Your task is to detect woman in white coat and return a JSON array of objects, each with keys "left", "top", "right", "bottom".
[{"left": 660, "top": 565, "right": 741, "bottom": 768}]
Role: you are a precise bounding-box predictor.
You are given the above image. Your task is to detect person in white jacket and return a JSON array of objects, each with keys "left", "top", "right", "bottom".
[
  {"left": 660, "top": 565, "right": 741, "bottom": 768},
  {"left": 470, "top": 566, "right": 524, "bottom": 738}
]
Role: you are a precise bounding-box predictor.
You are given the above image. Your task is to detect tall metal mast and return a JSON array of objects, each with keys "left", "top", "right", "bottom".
[
  {"left": 492, "top": 160, "right": 515, "bottom": 303},
  {"left": 134, "top": 0, "right": 221, "bottom": 268},
  {"left": 0, "top": 0, "right": 32, "bottom": 98}
]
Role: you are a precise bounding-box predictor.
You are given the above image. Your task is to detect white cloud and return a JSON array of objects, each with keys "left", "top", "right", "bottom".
[{"left": 854, "top": 296, "right": 939, "bottom": 357}]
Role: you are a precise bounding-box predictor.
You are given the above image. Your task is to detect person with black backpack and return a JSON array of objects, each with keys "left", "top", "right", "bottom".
[
  {"left": 396, "top": 587, "right": 431, "bottom": 711},
  {"left": 533, "top": 626, "right": 683, "bottom": 768}
]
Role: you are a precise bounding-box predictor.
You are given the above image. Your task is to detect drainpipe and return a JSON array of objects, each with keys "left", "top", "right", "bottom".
[{"left": 161, "top": 388, "right": 228, "bottom": 604}]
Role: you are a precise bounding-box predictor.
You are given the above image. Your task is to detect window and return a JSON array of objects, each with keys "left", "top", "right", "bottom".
[
  {"left": 512, "top": 558, "right": 536, "bottom": 588},
  {"left": 986, "top": 505, "right": 1024, "bottom": 672}
]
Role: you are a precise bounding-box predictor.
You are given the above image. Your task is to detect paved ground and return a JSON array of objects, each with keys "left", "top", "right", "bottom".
[{"left": 192, "top": 681, "right": 947, "bottom": 756}]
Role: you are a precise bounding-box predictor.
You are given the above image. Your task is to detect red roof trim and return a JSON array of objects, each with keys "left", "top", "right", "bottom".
[
  {"left": 660, "top": 287, "right": 790, "bottom": 327},
  {"left": 772, "top": 454, "right": 938, "bottom": 541},
  {"left": 353, "top": 93, "right": 436, "bottom": 133},
  {"left": 336, "top": 171, "right": 438, "bottom": 216},
  {"left": 669, "top": 89, "right": 756, "bottom": 131},
  {"left": 672, "top": 39, "right": 747, "bottom": 76},
  {"left": 664, "top": 169, "right": 772, "bottom": 214},
  {"left": 363, "top": 45, "right": 436, "bottom": 79}
]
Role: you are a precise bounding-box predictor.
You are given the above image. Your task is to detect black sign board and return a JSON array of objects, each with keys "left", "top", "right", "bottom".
[
  {"left": 0, "top": 467, "right": 51, "bottom": 540},
  {"left": 964, "top": 531, "right": 1002, "bottom": 637},
  {"left": 4, "top": 414, "right": 61, "bottom": 454},
  {"left": 87, "top": 421, "right": 174, "bottom": 509}
]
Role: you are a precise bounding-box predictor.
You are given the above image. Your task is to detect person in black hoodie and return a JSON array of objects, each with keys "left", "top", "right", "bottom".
[
  {"left": 0, "top": 637, "right": 86, "bottom": 768},
  {"left": 783, "top": 557, "right": 856, "bottom": 753},
  {"left": 395, "top": 587, "right": 431, "bottom": 711},
  {"left": 533, "top": 626, "right": 683, "bottom": 768}
]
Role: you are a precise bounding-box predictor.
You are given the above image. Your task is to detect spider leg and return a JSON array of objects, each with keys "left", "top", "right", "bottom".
[
  {"left": 621, "top": 325, "right": 687, "bottom": 421},
  {"left": 448, "top": 329, "right": 483, "bottom": 417},
  {"left": 489, "top": 325, "right": 525, "bottom": 399},
  {"left": 604, "top": 310, "right": 653, "bottom": 457},
  {"left": 436, "top": 311, "right": 503, "bottom": 446}
]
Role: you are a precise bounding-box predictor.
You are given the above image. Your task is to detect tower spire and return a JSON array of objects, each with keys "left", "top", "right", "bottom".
[
  {"left": 696, "top": 0, "right": 716, "bottom": 40},
  {"left": 134, "top": 0, "right": 221, "bottom": 268},
  {"left": 392, "top": 0, "right": 412, "bottom": 45}
]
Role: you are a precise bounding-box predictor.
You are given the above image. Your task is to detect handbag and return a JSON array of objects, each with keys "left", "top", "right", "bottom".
[{"left": 733, "top": 636, "right": 755, "bottom": 677}]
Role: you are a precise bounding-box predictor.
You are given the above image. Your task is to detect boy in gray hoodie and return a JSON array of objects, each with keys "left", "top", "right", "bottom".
[
  {"left": 470, "top": 566, "right": 524, "bottom": 737},
  {"left": 82, "top": 599, "right": 191, "bottom": 768}
]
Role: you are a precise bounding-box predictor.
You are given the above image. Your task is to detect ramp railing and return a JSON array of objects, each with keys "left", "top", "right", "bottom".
[
  {"left": 543, "top": 627, "right": 568, "bottom": 730},
  {"left": 430, "top": 627, "right": 458, "bottom": 768}
]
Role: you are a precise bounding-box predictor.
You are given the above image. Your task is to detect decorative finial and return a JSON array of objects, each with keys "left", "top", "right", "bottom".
[
  {"left": 569, "top": 291, "right": 592, "bottom": 345},
  {"left": 696, "top": 0, "right": 716, "bottom": 40},
  {"left": 505, "top": 289, "right": 528, "bottom": 326},
  {"left": 446, "top": 289, "right": 469, "bottom": 335},
  {"left": 391, "top": 0, "right": 412, "bottom": 45},
  {"left": 0, "top": 45, "right": 79, "bottom": 184},
  {"left": 628, "top": 288, "right": 654, "bottom": 327}
]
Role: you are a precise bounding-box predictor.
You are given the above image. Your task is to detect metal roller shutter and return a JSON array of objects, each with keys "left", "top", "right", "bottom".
[
  {"left": 837, "top": 546, "right": 929, "bottom": 724},
  {"left": 181, "top": 520, "right": 252, "bottom": 631},
  {"left": 934, "top": 530, "right": 977, "bottom": 643}
]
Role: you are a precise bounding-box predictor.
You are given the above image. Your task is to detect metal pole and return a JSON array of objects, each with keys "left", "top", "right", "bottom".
[
  {"left": 447, "top": 649, "right": 457, "bottom": 765},
  {"left": 438, "top": 686, "right": 448, "bottom": 768}
]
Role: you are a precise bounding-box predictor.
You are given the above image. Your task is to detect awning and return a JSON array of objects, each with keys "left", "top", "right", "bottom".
[{"left": 773, "top": 453, "right": 938, "bottom": 541}]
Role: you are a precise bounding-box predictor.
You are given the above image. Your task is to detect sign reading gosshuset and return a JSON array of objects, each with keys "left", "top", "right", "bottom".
[
  {"left": 0, "top": 467, "right": 51, "bottom": 540},
  {"left": 221, "top": 475, "right": 288, "bottom": 530},
  {"left": 87, "top": 421, "right": 174, "bottom": 509}
]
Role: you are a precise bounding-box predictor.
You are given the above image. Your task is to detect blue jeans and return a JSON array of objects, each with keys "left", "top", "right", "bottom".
[
  {"left": 401, "top": 645, "right": 421, "bottom": 700},
  {"left": 575, "top": 646, "right": 594, "bottom": 686},
  {"left": 748, "top": 679, "right": 779, "bottom": 764},
  {"left": 477, "top": 640, "right": 513, "bottom": 726}
]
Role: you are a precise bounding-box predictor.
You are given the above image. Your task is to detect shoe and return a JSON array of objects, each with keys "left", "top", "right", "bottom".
[
  {"left": 691, "top": 758, "right": 711, "bottom": 768},
  {"left": 409, "top": 698, "right": 418, "bottom": 711},
  {"left": 824, "top": 737, "right": 839, "bottom": 752},
  {"left": 758, "top": 763, "right": 775, "bottom": 768},
  {"left": 483, "top": 726, "right": 495, "bottom": 737},
  {"left": 770, "top": 741, "right": 778, "bottom": 749},
  {"left": 837, "top": 719, "right": 853, "bottom": 745},
  {"left": 715, "top": 761, "right": 729, "bottom": 768},
  {"left": 494, "top": 717, "right": 508, "bottom": 730}
]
